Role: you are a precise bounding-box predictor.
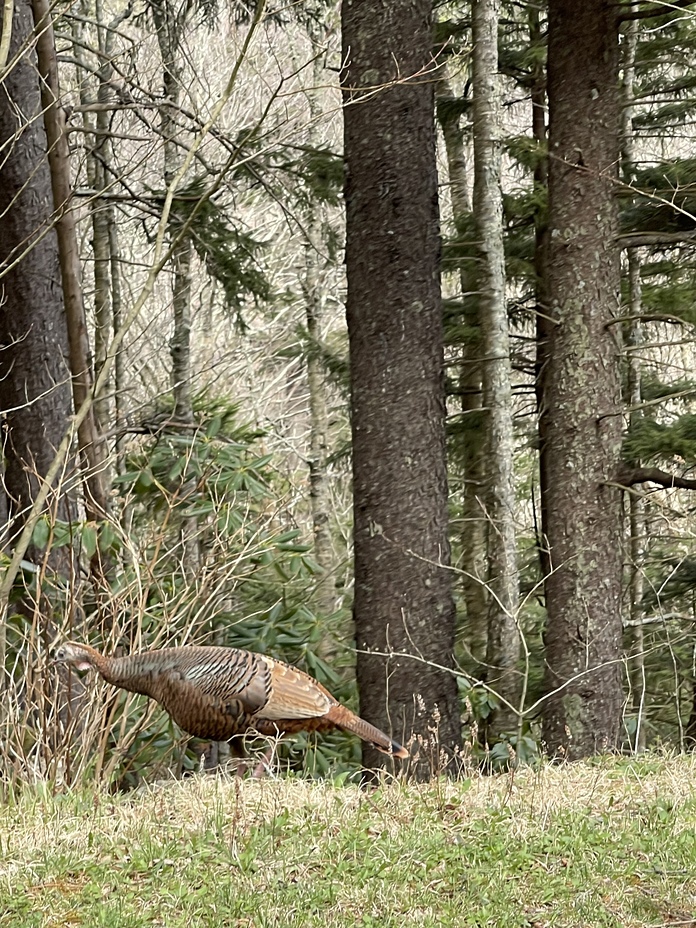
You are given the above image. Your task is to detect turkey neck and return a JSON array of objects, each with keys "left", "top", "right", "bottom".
[{"left": 97, "top": 649, "right": 177, "bottom": 698}]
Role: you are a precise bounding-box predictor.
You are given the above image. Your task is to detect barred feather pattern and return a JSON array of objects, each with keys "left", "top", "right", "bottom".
[{"left": 54, "top": 642, "right": 409, "bottom": 759}]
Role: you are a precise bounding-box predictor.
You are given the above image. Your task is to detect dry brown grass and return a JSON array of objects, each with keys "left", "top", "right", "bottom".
[{"left": 2, "top": 752, "right": 696, "bottom": 926}]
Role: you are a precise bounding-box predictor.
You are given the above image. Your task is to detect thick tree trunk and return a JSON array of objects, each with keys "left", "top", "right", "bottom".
[
  {"left": 436, "top": 69, "right": 488, "bottom": 666},
  {"left": 0, "top": 0, "right": 74, "bottom": 540},
  {"left": 471, "top": 0, "right": 520, "bottom": 740},
  {"left": 540, "top": 0, "right": 624, "bottom": 759},
  {"left": 0, "top": 0, "right": 83, "bottom": 726},
  {"left": 342, "top": 0, "right": 462, "bottom": 776}
]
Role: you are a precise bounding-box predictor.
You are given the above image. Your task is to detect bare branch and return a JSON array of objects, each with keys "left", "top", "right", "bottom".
[
  {"left": 616, "top": 0, "right": 696, "bottom": 22},
  {"left": 619, "top": 230, "right": 696, "bottom": 248},
  {"left": 617, "top": 465, "right": 696, "bottom": 491}
]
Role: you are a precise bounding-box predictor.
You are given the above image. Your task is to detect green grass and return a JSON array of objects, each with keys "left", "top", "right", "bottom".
[{"left": 2, "top": 755, "right": 696, "bottom": 926}]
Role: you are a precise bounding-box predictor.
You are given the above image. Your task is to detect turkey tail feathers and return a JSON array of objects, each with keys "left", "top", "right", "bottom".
[{"left": 326, "top": 705, "right": 409, "bottom": 759}]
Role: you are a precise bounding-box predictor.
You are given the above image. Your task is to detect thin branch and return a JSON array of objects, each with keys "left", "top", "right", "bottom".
[
  {"left": 619, "top": 230, "right": 696, "bottom": 248},
  {"left": 617, "top": 465, "right": 696, "bottom": 491},
  {"left": 607, "top": 313, "right": 695, "bottom": 328},
  {"left": 616, "top": 0, "right": 696, "bottom": 22}
]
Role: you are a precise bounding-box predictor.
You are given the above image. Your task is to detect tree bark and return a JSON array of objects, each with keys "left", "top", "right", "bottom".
[
  {"left": 302, "top": 53, "right": 337, "bottom": 628},
  {"left": 342, "top": 0, "right": 462, "bottom": 776},
  {"left": 0, "top": 0, "right": 82, "bottom": 723},
  {"left": 31, "top": 0, "right": 110, "bottom": 521},
  {"left": 0, "top": 0, "right": 74, "bottom": 541},
  {"left": 436, "top": 67, "right": 488, "bottom": 667},
  {"left": 471, "top": 0, "right": 520, "bottom": 741},
  {"left": 151, "top": 0, "right": 194, "bottom": 426},
  {"left": 621, "top": 13, "right": 646, "bottom": 752},
  {"left": 540, "top": 0, "right": 624, "bottom": 759}
]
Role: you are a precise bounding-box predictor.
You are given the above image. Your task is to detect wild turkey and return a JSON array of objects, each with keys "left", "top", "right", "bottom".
[{"left": 53, "top": 641, "right": 409, "bottom": 760}]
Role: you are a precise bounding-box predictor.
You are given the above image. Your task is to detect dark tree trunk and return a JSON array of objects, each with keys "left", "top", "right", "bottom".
[
  {"left": 0, "top": 0, "right": 84, "bottom": 754},
  {"left": 342, "top": 0, "right": 462, "bottom": 776},
  {"left": 540, "top": 0, "right": 624, "bottom": 759},
  {"left": 0, "top": 0, "right": 74, "bottom": 539}
]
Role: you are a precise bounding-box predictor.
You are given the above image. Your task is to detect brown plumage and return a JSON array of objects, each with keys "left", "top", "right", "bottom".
[{"left": 53, "top": 641, "right": 409, "bottom": 760}]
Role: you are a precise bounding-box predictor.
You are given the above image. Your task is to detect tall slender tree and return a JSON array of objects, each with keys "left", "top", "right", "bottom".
[
  {"left": 32, "top": 0, "right": 110, "bottom": 523},
  {"left": 471, "top": 0, "right": 520, "bottom": 740},
  {"left": 302, "top": 50, "right": 338, "bottom": 631},
  {"left": 540, "top": 0, "right": 624, "bottom": 758},
  {"left": 342, "top": 0, "right": 462, "bottom": 775},
  {"left": 436, "top": 63, "right": 489, "bottom": 668}
]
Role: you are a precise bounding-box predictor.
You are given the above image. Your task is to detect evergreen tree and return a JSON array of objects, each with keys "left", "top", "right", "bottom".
[
  {"left": 540, "top": 0, "right": 624, "bottom": 758},
  {"left": 342, "top": 0, "right": 462, "bottom": 775}
]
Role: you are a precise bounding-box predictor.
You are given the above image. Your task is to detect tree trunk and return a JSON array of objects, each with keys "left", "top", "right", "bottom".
[
  {"left": 151, "top": 0, "right": 201, "bottom": 586},
  {"left": 436, "top": 67, "right": 488, "bottom": 667},
  {"left": 540, "top": 0, "right": 624, "bottom": 759},
  {"left": 0, "top": 0, "right": 74, "bottom": 543},
  {"left": 531, "top": 4, "right": 552, "bottom": 584},
  {"left": 342, "top": 0, "right": 462, "bottom": 776},
  {"left": 32, "top": 0, "right": 110, "bottom": 521},
  {"left": 303, "top": 219, "right": 336, "bottom": 624},
  {"left": 0, "top": 0, "right": 83, "bottom": 726},
  {"left": 151, "top": 0, "right": 195, "bottom": 426},
  {"left": 621, "top": 13, "right": 646, "bottom": 753},
  {"left": 471, "top": 0, "right": 520, "bottom": 741},
  {"left": 303, "top": 52, "right": 337, "bottom": 632},
  {"left": 92, "top": 0, "right": 125, "bottom": 445}
]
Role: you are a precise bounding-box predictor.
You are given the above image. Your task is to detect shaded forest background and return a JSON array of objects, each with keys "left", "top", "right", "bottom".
[{"left": 2, "top": 0, "right": 696, "bottom": 787}]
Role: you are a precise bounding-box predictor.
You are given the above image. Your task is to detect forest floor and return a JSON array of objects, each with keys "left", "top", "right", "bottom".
[{"left": 1, "top": 753, "right": 696, "bottom": 927}]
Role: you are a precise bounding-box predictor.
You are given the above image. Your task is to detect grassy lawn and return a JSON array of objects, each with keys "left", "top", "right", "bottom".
[{"left": 2, "top": 754, "right": 696, "bottom": 927}]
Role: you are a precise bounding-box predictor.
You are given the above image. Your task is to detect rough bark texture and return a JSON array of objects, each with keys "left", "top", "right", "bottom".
[
  {"left": 540, "top": 0, "right": 624, "bottom": 759},
  {"left": 0, "top": 0, "right": 74, "bottom": 537},
  {"left": 0, "top": 0, "right": 83, "bottom": 727},
  {"left": 91, "top": 0, "right": 118, "bottom": 445},
  {"left": 342, "top": 0, "right": 462, "bottom": 776},
  {"left": 471, "top": 0, "right": 520, "bottom": 739}
]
